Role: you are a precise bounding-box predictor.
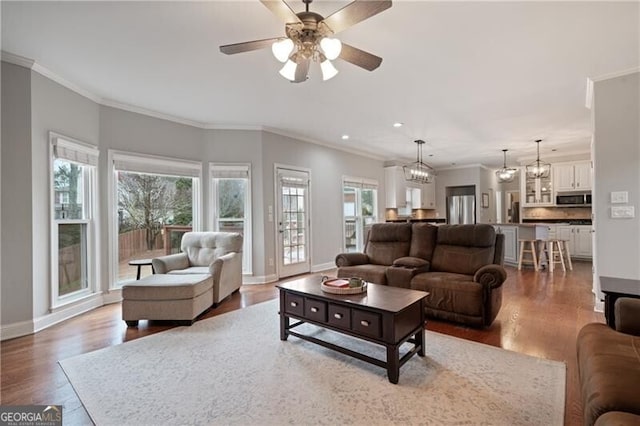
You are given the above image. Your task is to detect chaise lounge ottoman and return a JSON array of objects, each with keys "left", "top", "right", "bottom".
[{"left": 122, "top": 273, "right": 213, "bottom": 326}]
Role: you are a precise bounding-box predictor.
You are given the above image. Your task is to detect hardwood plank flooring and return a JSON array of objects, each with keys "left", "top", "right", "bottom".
[{"left": 1, "top": 262, "right": 602, "bottom": 425}]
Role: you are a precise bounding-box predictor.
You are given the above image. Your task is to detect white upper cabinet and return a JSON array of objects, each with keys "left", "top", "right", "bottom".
[
  {"left": 521, "top": 168, "right": 554, "bottom": 206},
  {"left": 553, "top": 161, "right": 592, "bottom": 192},
  {"left": 384, "top": 166, "right": 407, "bottom": 208},
  {"left": 410, "top": 181, "right": 436, "bottom": 209}
]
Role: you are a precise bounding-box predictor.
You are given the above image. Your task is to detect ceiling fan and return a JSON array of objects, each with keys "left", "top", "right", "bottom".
[{"left": 219, "top": 0, "right": 392, "bottom": 83}]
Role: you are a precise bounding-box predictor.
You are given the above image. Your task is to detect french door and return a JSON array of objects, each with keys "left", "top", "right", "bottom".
[{"left": 276, "top": 167, "right": 311, "bottom": 278}]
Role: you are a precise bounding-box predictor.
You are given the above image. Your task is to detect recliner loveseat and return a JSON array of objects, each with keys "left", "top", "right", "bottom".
[{"left": 335, "top": 223, "right": 506, "bottom": 327}]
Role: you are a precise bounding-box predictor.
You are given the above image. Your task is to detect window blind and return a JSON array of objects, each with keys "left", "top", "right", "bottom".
[
  {"left": 211, "top": 165, "right": 250, "bottom": 179},
  {"left": 343, "top": 176, "right": 378, "bottom": 190},
  {"left": 112, "top": 152, "right": 201, "bottom": 177},
  {"left": 53, "top": 137, "right": 99, "bottom": 166}
]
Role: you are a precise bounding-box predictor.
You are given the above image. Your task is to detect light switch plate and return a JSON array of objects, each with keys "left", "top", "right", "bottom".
[
  {"left": 611, "top": 191, "right": 629, "bottom": 204},
  {"left": 611, "top": 206, "right": 635, "bottom": 218}
]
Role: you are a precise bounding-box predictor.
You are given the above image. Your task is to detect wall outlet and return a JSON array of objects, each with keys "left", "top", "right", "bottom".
[
  {"left": 611, "top": 206, "right": 635, "bottom": 218},
  {"left": 268, "top": 257, "right": 274, "bottom": 266}
]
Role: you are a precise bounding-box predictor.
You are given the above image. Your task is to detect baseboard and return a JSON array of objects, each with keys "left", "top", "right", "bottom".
[
  {"left": 0, "top": 320, "right": 35, "bottom": 341},
  {"left": 102, "top": 288, "right": 123, "bottom": 304},
  {"left": 311, "top": 262, "right": 335, "bottom": 273},
  {"left": 243, "top": 274, "right": 278, "bottom": 285},
  {"left": 594, "top": 299, "right": 604, "bottom": 313},
  {"left": 33, "top": 294, "right": 104, "bottom": 333}
]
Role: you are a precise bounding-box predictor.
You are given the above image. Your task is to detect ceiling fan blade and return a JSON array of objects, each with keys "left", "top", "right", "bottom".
[
  {"left": 293, "top": 57, "right": 310, "bottom": 83},
  {"left": 260, "top": 0, "right": 302, "bottom": 24},
  {"left": 219, "top": 37, "right": 281, "bottom": 55},
  {"left": 339, "top": 43, "right": 382, "bottom": 71},
  {"left": 321, "top": 0, "right": 392, "bottom": 34}
]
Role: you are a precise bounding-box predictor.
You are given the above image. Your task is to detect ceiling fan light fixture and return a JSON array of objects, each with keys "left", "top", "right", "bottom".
[
  {"left": 272, "top": 38, "right": 295, "bottom": 63},
  {"left": 495, "top": 149, "right": 517, "bottom": 183},
  {"left": 320, "top": 58, "right": 339, "bottom": 81},
  {"left": 320, "top": 37, "right": 342, "bottom": 60},
  {"left": 279, "top": 59, "right": 298, "bottom": 81}
]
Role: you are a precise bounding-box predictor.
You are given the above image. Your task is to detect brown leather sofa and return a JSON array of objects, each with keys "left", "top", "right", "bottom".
[
  {"left": 335, "top": 223, "right": 506, "bottom": 327},
  {"left": 577, "top": 298, "right": 640, "bottom": 426}
]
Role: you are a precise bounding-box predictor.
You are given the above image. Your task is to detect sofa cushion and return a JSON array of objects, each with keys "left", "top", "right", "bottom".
[
  {"left": 337, "top": 264, "right": 388, "bottom": 285},
  {"left": 431, "top": 225, "right": 496, "bottom": 275},
  {"left": 577, "top": 323, "right": 640, "bottom": 426},
  {"left": 122, "top": 274, "right": 213, "bottom": 301},
  {"left": 409, "top": 223, "right": 438, "bottom": 260},
  {"left": 364, "top": 223, "right": 412, "bottom": 266},
  {"left": 168, "top": 266, "right": 211, "bottom": 275},
  {"left": 410, "top": 272, "right": 483, "bottom": 316},
  {"left": 393, "top": 257, "right": 429, "bottom": 268},
  {"left": 182, "top": 232, "right": 243, "bottom": 266}
]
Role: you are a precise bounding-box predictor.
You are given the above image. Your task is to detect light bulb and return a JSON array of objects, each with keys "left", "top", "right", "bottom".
[
  {"left": 320, "top": 37, "right": 342, "bottom": 60},
  {"left": 320, "top": 59, "right": 338, "bottom": 81},
  {"left": 279, "top": 60, "right": 297, "bottom": 81},
  {"left": 272, "top": 38, "right": 294, "bottom": 63}
]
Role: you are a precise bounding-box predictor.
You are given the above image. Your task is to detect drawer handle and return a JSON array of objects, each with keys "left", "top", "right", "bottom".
[
  {"left": 290, "top": 301, "right": 298, "bottom": 307},
  {"left": 311, "top": 307, "right": 318, "bottom": 313},
  {"left": 360, "top": 320, "right": 370, "bottom": 327},
  {"left": 334, "top": 313, "right": 343, "bottom": 319}
]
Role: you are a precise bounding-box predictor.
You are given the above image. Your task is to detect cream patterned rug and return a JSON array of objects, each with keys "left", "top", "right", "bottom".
[{"left": 60, "top": 300, "right": 565, "bottom": 425}]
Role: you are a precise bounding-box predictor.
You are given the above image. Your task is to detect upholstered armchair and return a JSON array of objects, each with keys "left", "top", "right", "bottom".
[{"left": 152, "top": 232, "right": 243, "bottom": 305}]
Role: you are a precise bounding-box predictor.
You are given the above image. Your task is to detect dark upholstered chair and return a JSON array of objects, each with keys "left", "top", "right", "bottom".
[
  {"left": 577, "top": 298, "right": 640, "bottom": 426},
  {"left": 335, "top": 223, "right": 506, "bottom": 327}
]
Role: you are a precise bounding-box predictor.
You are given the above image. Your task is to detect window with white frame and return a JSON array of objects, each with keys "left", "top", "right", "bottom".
[
  {"left": 342, "top": 177, "right": 378, "bottom": 252},
  {"left": 110, "top": 151, "right": 202, "bottom": 287},
  {"left": 210, "top": 163, "right": 252, "bottom": 274},
  {"left": 50, "top": 134, "right": 99, "bottom": 306}
]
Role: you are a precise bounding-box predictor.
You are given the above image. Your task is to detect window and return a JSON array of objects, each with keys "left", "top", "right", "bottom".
[
  {"left": 50, "top": 134, "right": 99, "bottom": 306},
  {"left": 343, "top": 177, "right": 378, "bottom": 252},
  {"left": 110, "top": 151, "right": 201, "bottom": 287},
  {"left": 210, "top": 164, "right": 252, "bottom": 274}
]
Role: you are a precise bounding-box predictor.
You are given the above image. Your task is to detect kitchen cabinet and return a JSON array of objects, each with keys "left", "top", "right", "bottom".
[
  {"left": 557, "top": 225, "right": 592, "bottom": 259},
  {"left": 553, "top": 161, "right": 592, "bottom": 192},
  {"left": 384, "top": 166, "right": 406, "bottom": 208},
  {"left": 521, "top": 169, "right": 554, "bottom": 206},
  {"left": 409, "top": 181, "right": 436, "bottom": 209}
]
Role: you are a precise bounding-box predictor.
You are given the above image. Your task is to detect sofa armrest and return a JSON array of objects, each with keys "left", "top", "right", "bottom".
[
  {"left": 152, "top": 253, "right": 189, "bottom": 274},
  {"left": 209, "top": 252, "right": 242, "bottom": 304},
  {"left": 615, "top": 298, "right": 640, "bottom": 336},
  {"left": 473, "top": 265, "right": 507, "bottom": 289},
  {"left": 335, "top": 252, "right": 370, "bottom": 267}
]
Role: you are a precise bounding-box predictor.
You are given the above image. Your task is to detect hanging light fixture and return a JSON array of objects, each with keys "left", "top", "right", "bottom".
[
  {"left": 526, "top": 139, "right": 551, "bottom": 179},
  {"left": 403, "top": 140, "right": 436, "bottom": 184},
  {"left": 496, "top": 149, "right": 517, "bottom": 183}
]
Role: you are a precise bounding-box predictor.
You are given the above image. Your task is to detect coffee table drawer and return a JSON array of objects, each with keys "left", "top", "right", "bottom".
[
  {"left": 284, "top": 293, "right": 304, "bottom": 317},
  {"left": 328, "top": 304, "right": 351, "bottom": 330},
  {"left": 305, "top": 298, "right": 327, "bottom": 323},
  {"left": 352, "top": 310, "right": 381, "bottom": 338}
]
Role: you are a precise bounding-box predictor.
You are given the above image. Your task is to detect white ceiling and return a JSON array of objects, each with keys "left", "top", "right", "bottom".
[{"left": 2, "top": 1, "right": 639, "bottom": 167}]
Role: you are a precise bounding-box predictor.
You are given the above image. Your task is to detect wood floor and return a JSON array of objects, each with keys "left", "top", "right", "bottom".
[{"left": 1, "top": 261, "right": 603, "bottom": 425}]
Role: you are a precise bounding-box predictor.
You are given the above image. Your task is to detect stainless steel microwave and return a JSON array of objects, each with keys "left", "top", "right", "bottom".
[{"left": 556, "top": 193, "right": 591, "bottom": 206}]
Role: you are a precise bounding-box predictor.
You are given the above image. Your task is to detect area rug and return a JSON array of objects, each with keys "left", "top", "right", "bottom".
[{"left": 60, "top": 300, "right": 565, "bottom": 425}]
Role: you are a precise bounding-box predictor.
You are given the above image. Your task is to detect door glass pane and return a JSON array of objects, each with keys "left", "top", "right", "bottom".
[
  {"left": 58, "top": 223, "right": 87, "bottom": 296},
  {"left": 281, "top": 184, "right": 307, "bottom": 265},
  {"left": 53, "top": 159, "right": 85, "bottom": 220},
  {"left": 116, "top": 171, "right": 194, "bottom": 284}
]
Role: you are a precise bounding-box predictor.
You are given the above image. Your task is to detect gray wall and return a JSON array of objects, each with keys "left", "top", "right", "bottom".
[
  {"left": 594, "top": 72, "right": 640, "bottom": 289},
  {"left": 1, "top": 63, "right": 33, "bottom": 324},
  {"left": 30, "top": 72, "right": 101, "bottom": 318}
]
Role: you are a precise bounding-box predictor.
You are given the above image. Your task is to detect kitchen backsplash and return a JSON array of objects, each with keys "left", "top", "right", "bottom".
[
  {"left": 522, "top": 207, "right": 592, "bottom": 220},
  {"left": 385, "top": 208, "right": 437, "bottom": 220}
]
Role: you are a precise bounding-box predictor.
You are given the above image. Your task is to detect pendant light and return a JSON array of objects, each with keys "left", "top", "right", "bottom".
[
  {"left": 525, "top": 139, "right": 551, "bottom": 179},
  {"left": 496, "top": 149, "right": 517, "bottom": 183},
  {"left": 402, "top": 140, "right": 436, "bottom": 184}
]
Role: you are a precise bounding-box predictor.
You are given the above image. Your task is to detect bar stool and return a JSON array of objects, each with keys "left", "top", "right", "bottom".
[
  {"left": 541, "top": 239, "right": 566, "bottom": 273},
  {"left": 518, "top": 239, "right": 539, "bottom": 271},
  {"left": 560, "top": 239, "right": 573, "bottom": 271}
]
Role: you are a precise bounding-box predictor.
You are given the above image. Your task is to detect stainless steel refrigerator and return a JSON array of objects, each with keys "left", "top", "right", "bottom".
[{"left": 446, "top": 186, "right": 476, "bottom": 224}]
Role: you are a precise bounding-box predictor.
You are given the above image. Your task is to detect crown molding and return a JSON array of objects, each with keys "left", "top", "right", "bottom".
[
  {"left": 1, "top": 50, "right": 35, "bottom": 69},
  {"left": 515, "top": 148, "right": 590, "bottom": 164},
  {"left": 32, "top": 62, "right": 103, "bottom": 104},
  {"left": 100, "top": 98, "right": 209, "bottom": 129},
  {"left": 204, "top": 124, "right": 263, "bottom": 131},
  {"left": 262, "top": 126, "right": 387, "bottom": 161},
  {"left": 436, "top": 163, "right": 491, "bottom": 172}
]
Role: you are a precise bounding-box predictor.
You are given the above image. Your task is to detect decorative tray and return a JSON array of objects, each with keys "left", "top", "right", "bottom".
[{"left": 320, "top": 278, "right": 367, "bottom": 295}]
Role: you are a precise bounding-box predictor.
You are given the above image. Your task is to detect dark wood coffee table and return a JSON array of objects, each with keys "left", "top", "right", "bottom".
[{"left": 277, "top": 278, "right": 428, "bottom": 384}]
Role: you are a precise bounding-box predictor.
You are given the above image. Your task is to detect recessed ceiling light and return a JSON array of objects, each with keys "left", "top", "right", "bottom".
[
  {"left": 341, "top": 135, "right": 349, "bottom": 140},
  {"left": 393, "top": 122, "right": 403, "bottom": 128}
]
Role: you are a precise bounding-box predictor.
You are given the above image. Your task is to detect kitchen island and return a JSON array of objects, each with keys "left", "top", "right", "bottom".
[{"left": 491, "top": 223, "right": 550, "bottom": 266}]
